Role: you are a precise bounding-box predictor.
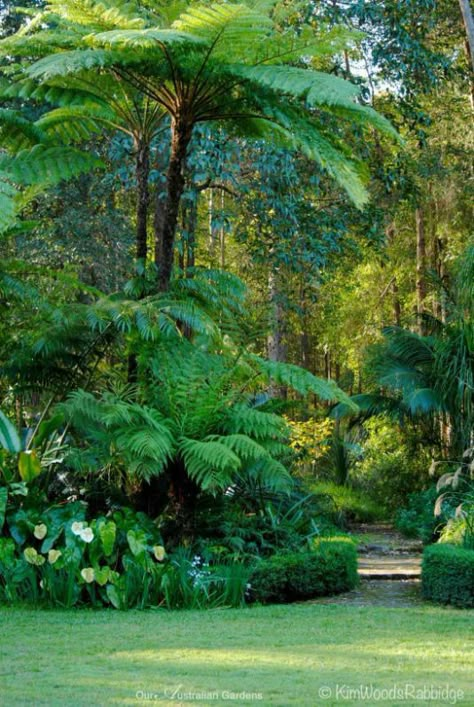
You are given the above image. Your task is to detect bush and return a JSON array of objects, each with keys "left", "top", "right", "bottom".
[
  {"left": 310, "top": 482, "right": 386, "bottom": 524},
  {"left": 422, "top": 544, "right": 474, "bottom": 608},
  {"left": 351, "top": 418, "right": 431, "bottom": 510},
  {"left": 395, "top": 487, "right": 440, "bottom": 543},
  {"left": 248, "top": 537, "right": 358, "bottom": 604}
]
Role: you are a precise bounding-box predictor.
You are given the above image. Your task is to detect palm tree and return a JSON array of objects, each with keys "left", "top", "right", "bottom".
[{"left": 6, "top": 0, "right": 399, "bottom": 289}]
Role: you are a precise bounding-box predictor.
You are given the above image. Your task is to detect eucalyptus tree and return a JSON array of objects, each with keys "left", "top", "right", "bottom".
[{"left": 7, "top": 0, "right": 399, "bottom": 290}]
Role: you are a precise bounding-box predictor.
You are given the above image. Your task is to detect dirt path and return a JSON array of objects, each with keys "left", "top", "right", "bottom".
[{"left": 311, "top": 524, "right": 424, "bottom": 608}]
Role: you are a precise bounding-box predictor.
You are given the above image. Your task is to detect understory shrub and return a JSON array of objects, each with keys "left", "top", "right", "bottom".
[
  {"left": 351, "top": 418, "right": 431, "bottom": 510},
  {"left": 0, "top": 501, "right": 249, "bottom": 609},
  {"left": 422, "top": 544, "right": 474, "bottom": 608},
  {"left": 395, "top": 487, "right": 441, "bottom": 543},
  {"left": 248, "top": 537, "right": 358, "bottom": 604},
  {"left": 310, "top": 482, "right": 385, "bottom": 524}
]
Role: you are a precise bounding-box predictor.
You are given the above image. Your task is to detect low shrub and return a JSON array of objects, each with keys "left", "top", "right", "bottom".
[
  {"left": 248, "top": 537, "right": 358, "bottom": 604},
  {"left": 422, "top": 544, "right": 474, "bottom": 608},
  {"left": 0, "top": 501, "right": 251, "bottom": 610},
  {"left": 310, "top": 482, "right": 386, "bottom": 524},
  {"left": 395, "top": 487, "right": 440, "bottom": 543},
  {"left": 351, "top": 418, "right": 431, "bottom": 510}
]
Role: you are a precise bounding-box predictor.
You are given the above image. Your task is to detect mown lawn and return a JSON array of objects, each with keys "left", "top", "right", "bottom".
[{"left": 1, "top": 603, "right": 473, "bottom": 706}]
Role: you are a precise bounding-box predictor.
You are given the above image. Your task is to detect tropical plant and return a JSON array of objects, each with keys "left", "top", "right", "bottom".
[
  {"left": 5, "top": 0, "right": 399, "bottom": 289},
  {"left": 59, "top": 337, "right": 350, "bottom": 534},
  {"left": 435, "top": 446, "right": 474, "bottom": 549},
  {"left": 0, "top": 108, "right": 102, "bottom": 234}
]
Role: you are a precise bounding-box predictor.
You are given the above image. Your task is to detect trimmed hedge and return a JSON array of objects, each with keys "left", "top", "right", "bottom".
[
  {"left": 248, "top": 538, "right": 358, "bottom": 605},
  {"left": 422, "top": 544, "right": 474, "bottom": 608}
]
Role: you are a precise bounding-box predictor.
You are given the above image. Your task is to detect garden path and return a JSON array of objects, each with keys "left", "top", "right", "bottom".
[{"left": 310, "top": 524, "right": 424, "bottom": 608}]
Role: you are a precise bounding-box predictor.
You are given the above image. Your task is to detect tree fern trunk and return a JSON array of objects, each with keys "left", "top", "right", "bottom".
[
  {"left": 135, "top": 140, "right": 150, "bottom": 262},
  {"left": 155, "top": 118, "right": 193, "bottom": 291}
]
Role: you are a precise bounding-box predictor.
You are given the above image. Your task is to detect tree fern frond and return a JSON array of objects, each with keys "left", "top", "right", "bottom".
[
  {"left": 116, "top": 426, "right": 173, "bottom": 463},
  {"left": 90, "top": 28, "right": 204, "bottom": 48},
  {"left": 236, "top": 64, "right": 360, "bottom": 106},
  {"left": 26, "top": 49, "right": 125, "bottom": 81},
  {"left": 233, "top": 113, "right": 370, "bottom": 208},
  {"left": 46, "top": 0, "right": 148, "bottom": 30},
  {"left": 250, "top": 356, "right": 355, "bottom": 406},
  {"left": 0, "top": 109, "right": 48, "bottom": 150},
  {"left": 36, "top": 106, "right": 111, "bottom": 143},
  {"left": 179, "top": 436, "right": 241, "bottom": 490},
  {"left": 205, "top": 433, "right": 270, "bottom": 463},
  {"left": 224, "top": 404, "right": 287, "bottom": 440},
  {"left": 173, "top": 2, "right": 273, "bottom": 51},
  {"left": 0, "top": 145, "right": 103, "bottom": 186}
]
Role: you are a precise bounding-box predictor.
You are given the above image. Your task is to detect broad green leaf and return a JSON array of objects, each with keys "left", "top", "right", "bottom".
[
  {"left": 126, "top": 528, "right": 147, "bottom": 557},
  {"left": 106, "top": 583, "right": 121, "bottom": 608},
  {"left": 0, "top": 487, "right": 7, "bottom": 530},
  {"left": 99, "top": 520, "right": 116, "bottom": 556},
  {"left": 18, "top": 450, "right": 42, "bottom": 482},
  {"left": 94, "top": 567, "right": 110, "bottom": 586},
  {"left": 0, "top": 411, "right": 21, "bottom": 453}
]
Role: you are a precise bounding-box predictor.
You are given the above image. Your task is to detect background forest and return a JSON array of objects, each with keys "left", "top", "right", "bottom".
[{"left": 0, "top": 0, "right": 473, "bottom": 610}]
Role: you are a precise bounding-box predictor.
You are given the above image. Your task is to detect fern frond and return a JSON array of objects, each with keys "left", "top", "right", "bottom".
[
  {"left": 0, "top": 145, "right": 103, "bottom": 186},
  {"left": 224, "top": 404, "right": 287, "bottom": 441},
  {"left": 26, "top": 49, "right": 125, "bottom": 81},
  {"left": 205, "top": 433, "right": 270, "bottom": 463},
  {"left": 0, "top": 109, "right": 48, "bottom": 150},
  {"left": 173, "top": 2, "right": 273, "bottom": 55},
  {"left": 179, "top": 436, "right": 241, "bottom": 491},
  {"left": 46, "top": 0, "right": 148, "bottom": 30},
  {"left": 90, "top": 28, "right": 204, "bottom": 48},
  {"left": 249, "top": 356, "right": 356, "bottom": 406},
  {"left": 237, "top": 64, "right": 360, "bottom": 106},
  {"left": 36, "top": 106, "right": 113, "bottom": 143}
]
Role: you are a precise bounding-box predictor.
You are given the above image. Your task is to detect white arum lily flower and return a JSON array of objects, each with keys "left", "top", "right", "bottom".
[
  {"left": 48, "top": 549, "right": 62, "bottom": 564},
  {"left": 24, "top": 547, "right": 45, "bottom": 566},
  {"left": 71, "top": 521, "right": 86, "bottom": 536},
  {"left": 153, "top": 545, "right": 166, "bottom": 562},
  {"left": 79, "top": 527, "right": 94, "bottom": 543},
  {"left": 81, "top": 567, "right": 95, "bottom": 583},
  {"left": 34, "top": 523, "right": 47, "bottom": 540}
]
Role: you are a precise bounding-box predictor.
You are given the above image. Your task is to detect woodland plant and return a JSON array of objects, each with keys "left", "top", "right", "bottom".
[
  {"left": 1, "top": 0, "right": 399, "bottom": 290},
  {"left": 59, "top": 337, "right": 347, "bottom": 537}
]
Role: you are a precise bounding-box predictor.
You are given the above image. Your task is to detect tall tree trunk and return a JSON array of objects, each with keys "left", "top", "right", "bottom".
[
  {"left": 186, "top": 195, "right": 197, "bottom": 274},
  {"left": 135, "top": 140, "right": 150, "bottom": 261},
  {"left": 386, "top": 223, "right": 402, "bottom": 326},
  {"left": 459, "top": 0, "right": 474, "bottom": 72},
  {"left": 267, "top": 266, "right": 286, "bottom": 364},
  {"left": 267, "top": 263, "right": 287, "bottom": 398},
  {"left": 416, "top": 207, "right": 427, "bottom": 333},
  {"left": 154, "top": 117, "right": 193, "bottom": 291}
]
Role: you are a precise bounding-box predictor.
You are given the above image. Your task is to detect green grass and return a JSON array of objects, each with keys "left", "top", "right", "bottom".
[{"left": 1, "top": 603, "right": 473, "bottom": 706}]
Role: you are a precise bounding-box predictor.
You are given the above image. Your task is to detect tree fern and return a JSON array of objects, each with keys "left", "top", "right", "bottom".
[{"left": 6, "top": 0, "right": 400, "bottom": 288}]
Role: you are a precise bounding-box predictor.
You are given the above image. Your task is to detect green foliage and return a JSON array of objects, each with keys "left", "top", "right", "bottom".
[
  {"left": 350, "top": 417, "right": 432, "bottom": 509},
  {"left": 0, "top": 410, "right": 21, "bottom": 454},
  {"left": 8, "top": 0, "right": 399, "bottom": 212},
  {"left": 248, "top": 538, "right": 358, "bottom": 604},
  {"left": 309, "top": 481, "right": 386, "bottom": 524},
  {"left": 422, "top": 544, "right": 474, "bottom": 608},
  {"left": 395, "top": 487, "right": 441, "bottom": 544},
  {"left": 0, "top": 501, "right": 167, "bottom": 608}
]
